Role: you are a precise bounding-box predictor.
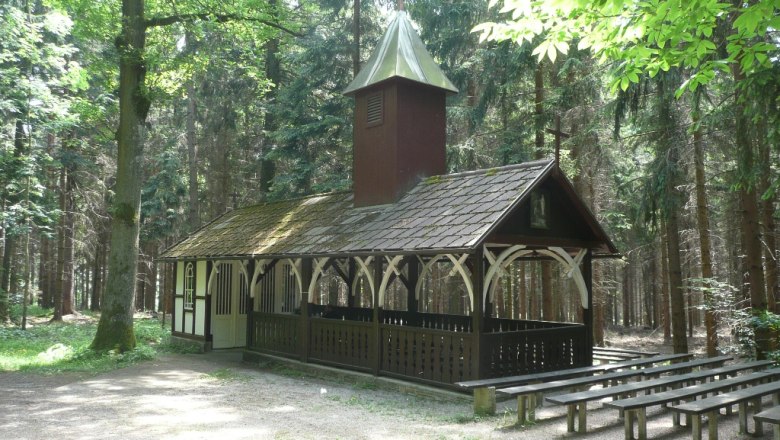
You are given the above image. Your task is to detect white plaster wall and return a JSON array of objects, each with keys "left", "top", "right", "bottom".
[
  {"left": 174, "top": 298, "right": 183, "bottom": 332},
  {"left": 195, "top": 299, "right": 206, "bottom": 335}
]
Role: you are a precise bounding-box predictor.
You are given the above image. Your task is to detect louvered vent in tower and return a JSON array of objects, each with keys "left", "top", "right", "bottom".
[{"left": 366, "top": 91, "right": 383, "bottom": 126}]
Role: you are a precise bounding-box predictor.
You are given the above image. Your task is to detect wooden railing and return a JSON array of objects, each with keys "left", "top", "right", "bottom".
[
  {"left": 380, "top": 324, "right": 475, "bottom": 384},
  {"left": 481, "top": 324, "right": 588, "bottom": 378},
  {"left": 484, "top": 317, "right": 580, "bottom": 333},
  {"left": 308, "top": 318, "right": 373, "bottom": 371},
  {"left": 308, "top": 304, "right": 373, "bottom": 321},
  {"left": 249, "top": 312, "right": 299, "bottom": 357},
  {"left": 248, "top": 311, "right": 588, "bottom": 385},
  {"left": 382, "top": 310, "right": 472, "bottom": 332}
]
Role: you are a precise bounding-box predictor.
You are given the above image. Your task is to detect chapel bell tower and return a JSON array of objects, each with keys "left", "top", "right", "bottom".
[{"left": 343, "top": 11, "right": 458, "bottom": 207}]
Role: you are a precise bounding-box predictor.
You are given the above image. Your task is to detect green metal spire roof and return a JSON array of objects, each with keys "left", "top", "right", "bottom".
[{"left": 343, "top": 11, "right": 458, "bottom": 95}]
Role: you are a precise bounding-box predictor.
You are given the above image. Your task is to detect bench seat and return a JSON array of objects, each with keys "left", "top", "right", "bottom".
[
  {"left": 670, "top": 380, "right": 780, "bottom": 440},
  {"left": 498, "top": 368, "right": 644, "bottom": 423},
  {"left": 545, "top": 362, "right": 750, "bottom": 434},
  {"left": 596, "top": 347, "right": 660, "bottom": 357},
  {"left": 606, "top": 364, "right": 776, "bottom": 440},
  {"left": 754, "top": 406, "right": 780, "bottom": 440},
  {"left": 455, "top": 364, "right": 615, "bottom": 415},
  {"left": 640, "top": 355, "right": 732, "bottom": 379},
  {"left": 456, "top": 353, "right": 691, "bottom": 416}
]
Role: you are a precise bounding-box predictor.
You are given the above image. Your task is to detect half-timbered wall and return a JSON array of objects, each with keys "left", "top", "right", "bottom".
[{"left": 174, "top": 261, "right": 185, "bottom": 333}]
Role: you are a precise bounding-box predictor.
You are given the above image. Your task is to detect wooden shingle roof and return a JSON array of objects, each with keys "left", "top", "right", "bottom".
[{"left": 160, "top": 159, "right": 558, "bottom": 260}]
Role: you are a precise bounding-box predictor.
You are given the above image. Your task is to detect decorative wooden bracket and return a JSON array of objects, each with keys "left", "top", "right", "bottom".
[
  {"left": 378, "top": 255, "right": 405, "bottom": 304},
  {"left": 415, "top": 254, "right": 474, "bottom": 309},
  {"left": 352, "top": 256, "right": 375, "bottom": 296}
]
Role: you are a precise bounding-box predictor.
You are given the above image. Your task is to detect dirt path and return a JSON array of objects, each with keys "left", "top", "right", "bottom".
[{"left": 0, "top": 351, "right": 772, "bottom": 439}]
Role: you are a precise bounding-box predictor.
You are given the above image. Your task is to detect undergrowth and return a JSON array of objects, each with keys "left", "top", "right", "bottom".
[{"left": 0, "top": 312, "right": 195, "bottom": 375}]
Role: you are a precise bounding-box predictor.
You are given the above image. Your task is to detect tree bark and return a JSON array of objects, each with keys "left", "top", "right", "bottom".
[
  {"left": 758, "top": 124, "right": 777, "bottom": 313},
  {"left": 693, "top": 105, "right": 719, "bottom": 356},
  {"left": 185, "top": 65, "right": 200, "bottom": 229},
  {"left": 259, "top": 0, "right": 281, "bottom": 198},
  {"left": 61, "top": 143, "right": 76, "bottom": 316},
  {"left": 655, "top": 78, "right": 687, "bottom": 354},
  {"left": 731, "top": 65, "right": 769, "bottom": 359},
  {"left": 92, "top": 0, "right": 149, "bottom": 351},
  {"left": 352, "top": 0, "right": 360, "bottom": 77}
]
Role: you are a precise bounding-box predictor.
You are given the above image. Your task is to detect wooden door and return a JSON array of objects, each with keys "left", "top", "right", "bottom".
[{"left": 211, "top": 262, "right": 248, "bottom": 349}]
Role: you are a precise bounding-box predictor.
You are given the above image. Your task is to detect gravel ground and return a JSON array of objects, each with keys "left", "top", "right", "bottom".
[{"left": 1, "top": 349, "right": 776, "bottom": 440}]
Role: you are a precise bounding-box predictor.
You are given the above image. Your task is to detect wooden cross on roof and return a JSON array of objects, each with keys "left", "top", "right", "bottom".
[{"left": 545, "top": 115, "right": 570, "bottom": 167}]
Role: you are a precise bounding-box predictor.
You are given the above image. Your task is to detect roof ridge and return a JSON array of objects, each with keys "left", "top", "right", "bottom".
[
  {"left": 235, "top": 189, "right": 352, "bottom": 212},
  {"left": 432, "top": 158, "right": 554, "bottom": 180}
]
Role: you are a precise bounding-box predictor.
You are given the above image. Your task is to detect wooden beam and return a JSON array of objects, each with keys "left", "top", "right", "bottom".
[{"left": 487, "top": 234, "right": 605, "bottom": 251}]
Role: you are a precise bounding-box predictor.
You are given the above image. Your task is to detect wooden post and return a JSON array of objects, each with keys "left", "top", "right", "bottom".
[
  {"left": 245, "top": 259, "right": 254, "bottom": 347},
  {"left": 471, "top": 249, "right": 484, "bottom": 380},
  {"left": 406, "top": 256, "right": 419, "bottom": 313},
  {"left": 583, "top": 250, "right": 594, "bottom": 365},
  {"left": 371, "top": 256, "right": 383, "bottom": 375},
  {"left": 300, "top": 258, "right": 312, "bottom": 362}
]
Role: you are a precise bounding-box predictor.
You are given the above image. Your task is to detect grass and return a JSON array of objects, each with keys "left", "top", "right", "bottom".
[
  {"left": 0, "top": 310, "right": 196, "bottom": 375},
  {"left": 204, "top": 367, "right": 251, "bottom": 382}
]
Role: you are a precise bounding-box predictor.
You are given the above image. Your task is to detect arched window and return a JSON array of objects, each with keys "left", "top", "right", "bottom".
[{"left": 184, "top": 263, "right": 194, "bottom": 310}]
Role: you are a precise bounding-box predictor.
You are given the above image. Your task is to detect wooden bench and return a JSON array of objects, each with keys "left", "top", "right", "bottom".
[
  {"left": 754, "top": 406, "right": 780, "bottom": 440},
  {"left": 670, "top": 380, "right": 780, "bottom": 440},
  {"left": 544, "top": 361, "right": 739, "bottom": 434},
  {"left": 498, "top": 368, "right": 645, "bottom": 424},
  {"left": 596, "top": 347, "right": 660, "bottom": 358},
  {"left": 639, "top": 355, "right": 732, "bottom": 379},
  {"left": 606, "top": 363, "right": 776, "bottom": 440},
  {"left": 594, "top": 353, "right": 640, "bottom": 363},
  {"left": 455, "top": 363, "right": 615, "bottom": 415},
  {"left": 608, "top": 352, "right": 693, "bottom": 371},
  {"left": 456, "top": 353, "right": 689, "bottom": 415}
]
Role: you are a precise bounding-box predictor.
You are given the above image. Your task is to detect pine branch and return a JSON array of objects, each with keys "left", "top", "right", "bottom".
[{"left": 144, "top": 13, "right": 303, "bottom": 37}]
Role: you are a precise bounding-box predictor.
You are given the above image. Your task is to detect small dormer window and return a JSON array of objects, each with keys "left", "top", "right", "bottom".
[{"left": 366, "top": 91, "right": 383, "bottom": 126}]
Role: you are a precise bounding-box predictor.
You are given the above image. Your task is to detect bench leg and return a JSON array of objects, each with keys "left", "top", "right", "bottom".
[
  {"left": 517, "top": 394, "right": 535, "bottom": 424},
  {"left": 623, "top": 408, "right": 647, "bottom": 440},
  {"left": 691, "top": 415, "right": 703, "bottom": 440},
  {"left": 578, "top": 402, "right": 587, "bottom": 434},
  {"left": 473, "top": 387, "right": 496, "bottom": 416},
  {"left": 624, "top": 409, "right": 635, "bottom": 440},
  {"left": 517, "top": 395, "right": 526, "bottom": 424},
  {"left": 773, "top": 424, "right": 780, "bottom": 440},
  {"left": 739, "top": 402, "right": 747, "bottom": 434},
  {"left": 753, "top": 398, "right": 764, "bottom": 436},
  {"left": 567, "top": 404, "right": 576, "bottom": 432},
  {"left": 706, "top": 411, "right": 718, "bottom": 440}
]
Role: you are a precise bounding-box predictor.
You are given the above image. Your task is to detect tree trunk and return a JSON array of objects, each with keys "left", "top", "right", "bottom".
[
  {"left": 144, "top": 244, "right": 157, "bottom": 311},
  {"left": 731, "top": 67, "right": 769, "bottom": 359},
  {"left": 259, "top": 0, "right": 281, "bottom": 197},
  {"left": 352, "top": 0, "right": 360, "bottom": 76},
  {"left": 655, "top": 77, "right": 688, "bottom": 354},
  {"left": 61, "top": 147, "right": 76, "bottom": 316},
  {"left": 0, "top": 231, "right": 14, "bottom": 323},
  {"left": 53, "top": 164, "right": 66, "bottom": 321},
  {"left": 758, "top": 126, "right": 777, "bottom": 313},
  {"left": 186, "top": 71, "right": 200, "bottom": 230},
  {"left": 622, "top": 261, "right": 630, "bottom": 327},
  {"left": 693, "top": 106, "right": 719, "bottom": 356},
  {"left": 90, "top": 239, "right": 102, "bottom": 312},
  {"left": 92, "top": 0, "right": 149, "bottom": 351},
  {"left": 518, "top": 263, "right": 526, "bottom": 319}
]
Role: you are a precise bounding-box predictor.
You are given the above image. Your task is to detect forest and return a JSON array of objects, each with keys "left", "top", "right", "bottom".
[{"left": 0, "top": 0, "right": 778, "bottom": 359}]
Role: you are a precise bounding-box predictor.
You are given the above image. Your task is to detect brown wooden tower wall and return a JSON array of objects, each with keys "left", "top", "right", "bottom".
[{"left": 353, "top": 80, "right": 446, "bottom": 207}]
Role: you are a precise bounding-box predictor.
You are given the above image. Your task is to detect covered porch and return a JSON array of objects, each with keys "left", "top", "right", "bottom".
[{"left": 244, "top": 243, "right": 594, "bottom": 388}]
